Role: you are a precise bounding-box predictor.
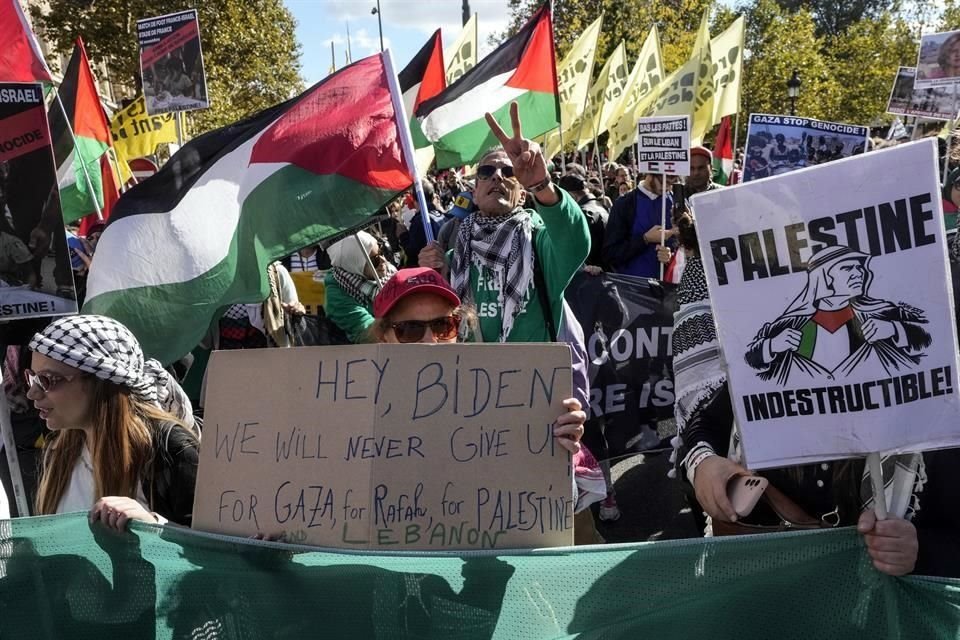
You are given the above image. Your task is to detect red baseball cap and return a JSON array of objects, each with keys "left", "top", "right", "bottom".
[{"left": 373, "top": 268, "right": 461, "bottom": 318}]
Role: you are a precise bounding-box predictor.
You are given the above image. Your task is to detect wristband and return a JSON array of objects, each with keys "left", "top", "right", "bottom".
[
  {"left": 684, "top": 442, "right": 717, "bottom": 485},
  {"left": 526, "top": 177, "right": 552, "bottom": 193}
]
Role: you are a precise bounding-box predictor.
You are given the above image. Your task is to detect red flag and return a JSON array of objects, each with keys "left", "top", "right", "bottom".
[
  {"left": 0, "top": 0, "right": 53, "bottom": 83},
  {"left": 77, "top": 155, "right": 120, "bottom": 235}
]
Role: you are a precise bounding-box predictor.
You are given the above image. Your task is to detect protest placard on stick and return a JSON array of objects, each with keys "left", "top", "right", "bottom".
[
  {"left": 193, "top": 344, "right": 575, "bottom": 550},
  {"left": 886, "top": 66, "right": 957, "bottom": 121},
  {"left": 915, "top": 30, "right": 960, "bottom": 89},
  {"left": 0, "top": 83, "right": 78, "bottom": 319},
  {"left": 136, "top": 9, "right": 210, "bottom": 116},
  {"left": 692, "top": 139, "right": 960, "bottom": 469},
  {"left": 636, "top": 115, "right": 689, "bottom": 278},
  {"left": 743, "top": 114, "right": 868, "bottom": 182}
]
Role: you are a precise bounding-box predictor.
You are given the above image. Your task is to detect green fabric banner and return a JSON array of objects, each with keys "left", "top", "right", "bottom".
[{"left": 1, "top": 513, "right": 957, "bottom": 639}]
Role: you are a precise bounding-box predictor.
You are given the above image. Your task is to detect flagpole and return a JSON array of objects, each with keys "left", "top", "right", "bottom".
[
  {"left": 53, "top": 92, "right": 103, "bottom": 220},
  {"left": 107, "top": 146, "right": 135, "bottom": 187},
  {"left": 383, "top": 48, "right": 435, "bottom": 244},
  {"left": 945, "top": 82, "right": 958, "bottom": 182},
  {"left": 731, "top": 111, "right": 741, "bottom": 177},
  {"left": 659, "top": 173, "right": 667, "bottom": 281},
  {"left": 558, "top": 127, "right": 567, "bottom": 173}
]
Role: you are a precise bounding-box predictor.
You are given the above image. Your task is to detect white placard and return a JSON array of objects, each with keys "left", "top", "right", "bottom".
[
  {"left": 692, "top": 139, "right": 960, "bottom": 469},
  {"left": 636, "top": 115, "right": 690, "bottom": 176}
]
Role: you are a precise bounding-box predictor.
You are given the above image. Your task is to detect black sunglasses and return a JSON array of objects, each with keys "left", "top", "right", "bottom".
[
  {"left": 390, "top": 315, "right": 460, "bottom": 343},
  {"left": 477, "top": 164, "right": 515, "bottom": 180}
]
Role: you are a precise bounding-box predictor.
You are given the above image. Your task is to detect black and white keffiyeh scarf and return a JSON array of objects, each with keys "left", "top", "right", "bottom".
[
  {"left": 450, "top": 209, "right": 534, "bottom": 341},
  {"left": 333, "top": 267, "right": 391, "bottom": 308},
  {"left": 29, "top": 315, "right": 197, "bottom": 434}
]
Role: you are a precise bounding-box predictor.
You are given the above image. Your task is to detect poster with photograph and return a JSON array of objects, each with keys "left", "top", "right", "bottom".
[
  {"left": 0, "top": 84, "right": 78, "bottom": 319},
  {"left": 743, "top": 114, "right": 868, "bottom": 183},
  {"left": 886, "top": 66, "right": 957, "bottom": 121},
  {"left": 635, "top": 115, "right": 691, "bottom": 176},
  {"left": 916, "top": 30, "right": 960, "bottom": 89},
  {"left": 692, "top": 139, "right": 960, "bottom": 469},
  {"left": 136, "top": 9, "right": 210, "bottom": 116}
]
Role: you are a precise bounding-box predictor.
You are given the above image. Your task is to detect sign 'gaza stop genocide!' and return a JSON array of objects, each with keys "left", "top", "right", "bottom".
[
  {"left": 193, "top": 344, "right": 575, "bottom": 550},
  {"left": 692, "top": 139, "right": 960, "bottom": 469}
]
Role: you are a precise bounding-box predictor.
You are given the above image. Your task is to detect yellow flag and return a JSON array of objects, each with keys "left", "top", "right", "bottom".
[
  {"left": 544, "top": 15, "right": 604, "bottom": 159},
  {"left": 576, "top": 41, "right": 627, "bottom": 150},
  {"left": 445, "top": 13, "right": 478, "bottom": 84},
  {"left": 641, "top": 11, "right": 713, "bottom": 145},
  {"left": 110, "top": 97, "right": 177, "bottom": 163},
  {"left": 710, "top": 17, "right": 745, "bottom": 125},
  {"left": 605, "top": 27, "right": 664, "bottom": 159}
]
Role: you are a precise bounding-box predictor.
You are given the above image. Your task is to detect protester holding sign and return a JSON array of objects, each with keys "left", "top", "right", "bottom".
[
  {"left": 603, "top": 173, "right": 678, "bottom": 278},
  {"left": 26, "top": 315, "right": 199, "bottom": 528}
]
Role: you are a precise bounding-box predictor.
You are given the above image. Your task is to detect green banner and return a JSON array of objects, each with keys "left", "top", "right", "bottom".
[{"left": 1, "top": 513, "right": 957, "bottom": 638}]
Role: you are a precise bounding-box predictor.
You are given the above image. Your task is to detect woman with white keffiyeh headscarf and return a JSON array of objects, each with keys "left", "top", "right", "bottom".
[
  {"left": 27, "top": 315, "right": 199, "bottom": 529},
  {"left": 323, "top": 230, "right": 396, "bottom": 343}
]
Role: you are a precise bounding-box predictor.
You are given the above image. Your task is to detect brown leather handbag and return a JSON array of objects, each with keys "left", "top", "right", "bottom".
[{"left": 711, "top": 484, "right": 831, "bottom": 536}]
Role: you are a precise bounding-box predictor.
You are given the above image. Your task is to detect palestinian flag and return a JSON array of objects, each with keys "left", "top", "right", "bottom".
[
  {"left": 416, "top": 3, "right": 558, "bottom": 168},
  {"left": 399, "top": 29, "right": 446, "bottom": 172},
  {"left": 712, "top": 115, "right": 734, "bottom": 186},
  {"left": 0, "top": 0, "right": 52, "bottom": 83},
  {"left": 48, "top": 39, "right": 112, "bottom": 223},
  {"left": 84, "top": 54, "right": 413, "bottom": 364}
]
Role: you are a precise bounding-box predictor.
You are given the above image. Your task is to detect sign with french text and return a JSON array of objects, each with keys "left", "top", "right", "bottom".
[
  {"left": 636, "top": 115, "right": 690, "bottom": 176},
  {"left": 193, "top": 344, "right": 574, "bottom": 549},
  {"left": 136, "top": 10, "right": 209, "bottom": 115},
  {"left": 692, "top": 139, "right": 960, "bottom": 468}
]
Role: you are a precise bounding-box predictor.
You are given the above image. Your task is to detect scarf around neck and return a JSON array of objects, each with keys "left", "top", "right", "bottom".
[{"left": 450, "top": 208, "right": 534, "bottom": 341}]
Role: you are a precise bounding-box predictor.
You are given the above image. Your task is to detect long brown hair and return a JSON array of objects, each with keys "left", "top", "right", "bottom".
[{"left": 35, "top": 378, "right": 186, "bottom": 515}]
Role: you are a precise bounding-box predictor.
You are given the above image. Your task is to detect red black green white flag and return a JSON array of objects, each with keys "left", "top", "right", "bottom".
[
  {"left": 48, "top": 39, "right": 113, "bottom": 223},
  {"left": 399, "top": 29, "right": 446, "bottom": 171},
  {"left": 0, "top": 0, "right": 53, "bottom": 84},
  {"left": 415, "top": 3, "right": 559, "bottom": 168},
  {"left": 84, "top": 53, "right": 414, "bottom": 364}
]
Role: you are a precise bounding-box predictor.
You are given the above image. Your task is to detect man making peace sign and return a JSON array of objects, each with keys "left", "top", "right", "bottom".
[{"left": 420, "top": 102, "right": 590, "bottom": 343}]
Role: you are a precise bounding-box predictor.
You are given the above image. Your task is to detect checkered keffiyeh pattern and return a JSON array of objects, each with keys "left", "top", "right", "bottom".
[
  {"left": 450, "top": 209, "right": 534, "bottom": 341},
  {"left": 29, "top": 315, "right": 175, "bottom": 412}
]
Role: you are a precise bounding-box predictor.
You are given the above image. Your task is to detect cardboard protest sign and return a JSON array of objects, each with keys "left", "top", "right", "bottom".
[
  {"left": 915, "top": 30, "right": 960, "bottom": 89},
  {"left": 136, "top": 10, "right": 209, "bottom": 116},
  {"left": 0, "top": 84, "right": 78, "bottom": 319},
  {"left": 636, "top": 115, "right": 690, "bottom": 175},
  {"left": 743, "top": 114, "right": 868, "bottom": 183},
  {"left": 886, "top": 67, "right": 957, "bottom": 121},
  {"left": 692, "top": 139, "right": 960, "bottom": 469},
  {"left": 193, "top": 344, "right": 575, "bottom": 550}
]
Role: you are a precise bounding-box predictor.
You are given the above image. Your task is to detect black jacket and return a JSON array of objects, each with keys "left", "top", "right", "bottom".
[
  {"left": 144, "top": 421, "right": 199, "bottom": 526},
  {"left": 577, "top": 195, "right": 608, "bottom": 269}
]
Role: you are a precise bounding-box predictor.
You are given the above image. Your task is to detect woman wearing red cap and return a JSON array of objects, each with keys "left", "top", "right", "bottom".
[{"left": 369, "top": 268, "right": 604, "bottom": 543}]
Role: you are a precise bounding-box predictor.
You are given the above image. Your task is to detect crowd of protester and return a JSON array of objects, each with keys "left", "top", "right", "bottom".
[{"left": 2, "top": 109, "right": 958, "bottom": 581}]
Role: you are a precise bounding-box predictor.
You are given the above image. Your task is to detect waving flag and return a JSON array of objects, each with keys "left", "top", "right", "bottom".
[
  {"left": 85, "top": 54, "right": 414, "bottom": 363},
  {"left": 417, "top": 3, "right": 558, "bottom": 168},
  {"left": 400, "top": 29, "right": 446, "bottom": 173},
  {"left": 0, "top": 0, "right": 52, "bottom": 83}
]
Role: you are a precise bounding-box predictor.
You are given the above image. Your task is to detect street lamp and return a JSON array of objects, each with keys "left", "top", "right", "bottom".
[
  {"left": 786, "top": 70, "right": 801, "bottom": 116},
  {"left": 371, "top": 0, "right": 384, "bottom": 52}
]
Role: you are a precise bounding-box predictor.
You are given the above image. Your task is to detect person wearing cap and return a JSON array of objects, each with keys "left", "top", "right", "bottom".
[
  {"left": 686, "top": 146, "right": 720, "bottom": 197},
  {"left": 324, "top": 230, "right": 396, "bottom": 344},
  {"left": 558, "top": 173, "right": 608, "bottom": 270},
  {"left": 602, "top": 171, "right": 678, "bottom": 279},
  {"left": 437, "top": 190, "right": 474, "bottom": 254},
  {"left": 26, "top": 315, "right": 199, "bottom": 530},
  {"left": 370, "top": 267, "right": 603, "bottom": 544},
  {"left": 419, "top": 103, "right": 590, "bottom": 344}
]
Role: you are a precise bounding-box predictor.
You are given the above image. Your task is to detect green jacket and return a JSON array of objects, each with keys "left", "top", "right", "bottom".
[
  {"left": 461, "top": 188, "right": 590, "bottom": 343},
  {"left": 323, "top": 272, "right": 374, "bottom": 343}
]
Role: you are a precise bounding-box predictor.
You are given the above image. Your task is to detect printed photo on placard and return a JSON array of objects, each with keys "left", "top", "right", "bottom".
[
  {"left": 136, "top": 9, "right": 210, "bottom": 116},
  {"left": 743, "top": 114, "right": 868, "bottom": 183},
  {"left": 916, "top": 29, "right": 960, "bottom": 89},
  {"left": 886, "top": 67, "right": 957, "bottom": 121},
  {"left": 692, "top": 139, "right": 960, "bottom": 469},
  {"left": 0, "top": 84, "right": 78, "bottom": 319}
]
